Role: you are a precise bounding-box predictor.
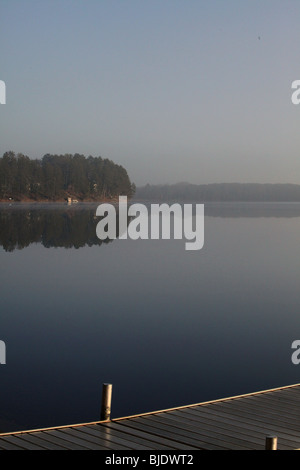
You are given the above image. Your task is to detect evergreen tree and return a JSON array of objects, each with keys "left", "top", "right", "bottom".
[{"left": 0, "top": 152, "right": 135, "bottom": 201}]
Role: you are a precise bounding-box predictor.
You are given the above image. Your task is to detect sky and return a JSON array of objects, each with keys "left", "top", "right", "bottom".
[{"left": 1, "top": 0, "right": 300, "bottom": 186}]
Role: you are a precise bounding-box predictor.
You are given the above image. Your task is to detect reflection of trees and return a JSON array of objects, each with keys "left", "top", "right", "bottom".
[
  {"left": 1, "top": 202, "right": 300, "bottom": 252},
  {"left": 0, "top": 204, "right": 130, "bottom": 252}
]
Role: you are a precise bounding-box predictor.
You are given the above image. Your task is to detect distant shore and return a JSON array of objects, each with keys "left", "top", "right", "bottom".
[{"left": 134, "top": 182, "right": 300, "bottom": 202}]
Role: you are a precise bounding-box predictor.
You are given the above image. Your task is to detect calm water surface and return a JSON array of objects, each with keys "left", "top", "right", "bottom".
[{"left": 0, "top": 202, "right": 300, "bottom": 432}]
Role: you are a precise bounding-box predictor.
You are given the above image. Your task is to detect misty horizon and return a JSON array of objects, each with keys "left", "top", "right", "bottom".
[{"left": 1, "top": 1, "right": 300, "bottom": 187}]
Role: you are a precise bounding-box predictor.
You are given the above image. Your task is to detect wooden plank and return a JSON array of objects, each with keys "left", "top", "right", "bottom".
[
  {"left": 198, "top": 403, "right": 300, "bottom": 443},
  {"left": 249, "top": 393, "right": 300, "bottom": 409},
  {"left": 256, "top": 391, "right": 300, "bottom": 406},
  {"left": 200, "top": 400, "right": 296, "bottom": 423},
  {"left": 70, "top": 424, "right": 156, "bottom": 450},
  {"left": 173, "top": 407, "right": 263, "bottom": 432},
  {"left": 215, "top": 400, "right": 300, "bottom": 426},
  {"left": 216, "top": 403, "right": 299, "bottom": 425},
  {"left": 273, "top": 388, "right": 300, "bottom": 399},
  {"left": 167, "top": 410, "right": 298, "bottom": 450},
  {"left": 227, "top": 395, "right": 300, "bottom": 418},
  {"left": 172, "top": 408, "right": 300, "bottom": 442},
  {"left": 180, "top": 405, "right": 300, "bottom": 440},
  {"left": 112, "top": 419, "right": 209, "bottom": 449},
  {"left": 43, "top": 430, "right": 92, "bottom": 450},
  {"left": 0, "top": 434, "right": 46, "bottom": 450},
  {"left": 140, "top": 414, "right": 261, "bottom": 450},
  {"left": 66, "top": 426, "right": 131, "bottom": 450},
  {"left": 32, "top": 431, "right": 82, "bottom": 450},
  {"left": 107, "top": 421, "right": 195, "bottom": 450},
  {"left": 125, "top": 416, "right": 237, "bottom": 450},
  {"left": 243, "top": 391, "right": 300, "bottom": 406},
  {"left": 54, "top": 428, "right": 109, "bottom": 450},
  {"left": 244, "top": 398, "right": 300, "bottom": 414},
  {"left": 262, "top": 387, "right": 300, "bottom": 399},
  {"left": 72, "top": 425, "right": 133, "bottom": 450},
  {"left": 101, "top": 422, "right": 178, "bottom": 450},
  {"left": 80, "top": 424, "right": 155, "bottom": 450},
  {"left": 47, "top": 429, "right": 110, "bottom": 450},
  {"left": 154, "top": 410, "right": 266, "bottom": 447},
  {"left": 72, "top": 424, "right": 132, "bottom": 450},
  {"left": 199, "top": 402, "right": 300, "bottom": 431},
  {"left": 263, "top": 388, "right": 300, "bottom": 402},
  {"left": 9, "top": 433, "right": 67, "bottom": 450},
  {"left": 0, "top": 436, "right": 26, "bottom": 450}
]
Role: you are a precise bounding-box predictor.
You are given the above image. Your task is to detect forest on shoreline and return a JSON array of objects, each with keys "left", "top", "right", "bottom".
[
  {"left": 1, "top": 151, "right": 300, "bottom": 204},
  {"left": 135, "top": 182, "right": 300, "bottom": 202},
  {"left": 0, "top": 151, "right": 135, "bottom": 202}
]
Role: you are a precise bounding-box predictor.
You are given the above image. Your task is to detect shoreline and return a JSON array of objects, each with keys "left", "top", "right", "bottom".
[{"left": 0, "top": 197, "right": 118, "bottom": 204}]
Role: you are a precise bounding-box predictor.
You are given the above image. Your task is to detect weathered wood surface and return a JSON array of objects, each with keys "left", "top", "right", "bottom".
[{"left": 1, "top": 383, "right": 300, "bottom": 450}]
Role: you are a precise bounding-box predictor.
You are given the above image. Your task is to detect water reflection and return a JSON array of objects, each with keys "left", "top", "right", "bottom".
[
  {"left": 0, "top": 203, "right": 130, "bottom": 252},
  {"left": 0, "top": 201, "right": 300, "bottom": 432},
  {"left": 0, "top": 202, "right": 300, "bottom": 252}
]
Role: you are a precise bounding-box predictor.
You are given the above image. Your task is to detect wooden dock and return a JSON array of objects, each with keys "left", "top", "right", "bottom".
[{"left": 1, "top": 383, "right": 300, "bottom": 450}]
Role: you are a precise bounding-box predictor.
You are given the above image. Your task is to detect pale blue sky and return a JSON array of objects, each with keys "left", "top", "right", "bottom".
[{"left": 1, "top": 0, "right": 300, "bottom": 185}]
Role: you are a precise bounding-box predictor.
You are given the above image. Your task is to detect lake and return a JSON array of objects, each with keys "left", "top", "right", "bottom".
[{"left": 0, "top": 201, "right": 300, "bottom": 432}]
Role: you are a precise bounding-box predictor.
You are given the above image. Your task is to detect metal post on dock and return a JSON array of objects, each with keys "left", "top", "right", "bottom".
[
  {"left": 265, "top": 435, "right": 278, "bottom": 450},
  {"left": 101, "top": 383, "right": 113, "bottom": 421}
]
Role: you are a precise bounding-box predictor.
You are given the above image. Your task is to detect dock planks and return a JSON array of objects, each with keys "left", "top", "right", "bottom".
[{"left": 1, "top": 383, "right": 300, "bottom": 450}]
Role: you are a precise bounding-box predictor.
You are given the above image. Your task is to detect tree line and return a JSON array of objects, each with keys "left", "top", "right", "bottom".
[
  {"left": 0, "top": 151, "right": 135, "bottom": 201},
  {"left": 135, "top": 182, "right": 300, "bottom": 202}
]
